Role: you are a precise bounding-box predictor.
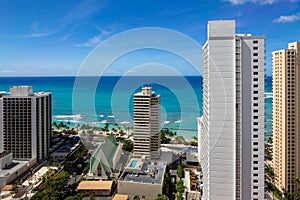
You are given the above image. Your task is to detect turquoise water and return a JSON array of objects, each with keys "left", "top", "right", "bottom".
[
  {"left": 0, "top": 76, "right": 272, "bottom": 139},
  {"left": 130, "top": 160, "right": 138, "bottom": 168}
]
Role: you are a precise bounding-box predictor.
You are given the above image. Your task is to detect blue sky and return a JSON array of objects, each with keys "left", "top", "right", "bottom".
[{"left": 0, "top": 0, "right": 299, "bottom": 76}]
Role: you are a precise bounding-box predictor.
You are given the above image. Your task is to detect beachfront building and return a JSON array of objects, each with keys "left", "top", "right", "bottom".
[
  {"left": 272, "top": 42, "right": 300, "bottom": 193},
  {"left": 199, "top": 20, "right": 265, "bottom": 199},
  {"left": 133, "top": 87, "right": 161, "bottom": 160},
  {"left": 0, "top": 86, "right": 52, "bottom": 161}
]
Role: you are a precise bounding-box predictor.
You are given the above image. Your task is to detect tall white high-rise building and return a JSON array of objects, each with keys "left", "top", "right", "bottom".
[
  {"left": 199, "top": 20, "right": 265, "bottom": 200},
  {"left": 133, "top": 87, "right": 160, "bottom": 160},
  {"left": 0, "top": 86, "right": 52, "bottom": 161}
]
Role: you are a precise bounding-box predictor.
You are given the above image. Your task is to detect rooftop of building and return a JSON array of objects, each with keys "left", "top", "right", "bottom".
[
  {"left": 120, "top": 159, "right": 166, "bottom": 185},
  {"left": 0, "top": 151, "right": 11, "bottom": 158},
  {"left": 90, "top": 134, "right": 119, "bottom": 173},
  {"left": 0, "top": 160, "right": 31, "bottom": 177},
  {"left": 77, "top": 180, "right": 113, "bottom": 191},
  {"left": 134, "top": 86, "right": 160, "bottom": 97},
  {"left": 113, "top": 194, "right": 129, "bottom": 200},
  {"left": 0, "top": 86, "right": 51, "bottom": 98},
  {"left": 0, "top": 184, "right": 13, "bottom": 191}
]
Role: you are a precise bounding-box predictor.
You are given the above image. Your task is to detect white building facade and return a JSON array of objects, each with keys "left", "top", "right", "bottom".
[
  {"left": 133, "top": 87, "right": 160, "bottom": 160},
  {"left": 0, "top": 86, "right": 52, "bottom": 161},
  {"left": 199, "top": 20, "right": 265, "bottom": 200}
]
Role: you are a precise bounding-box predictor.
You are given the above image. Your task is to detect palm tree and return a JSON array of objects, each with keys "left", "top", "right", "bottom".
[
  {"left": 292, "top": 176, "right": 300, "bottom": 198},
  {"left": 266, "top": 166, "right": 275, "bottom": 199},
  {"left": 267, "top": 136, "right": 273, "bottom": 145},
  {"left": 192, "top": 136, "right": 198, "bottom": 141},
  {"left": 52, "top": 121, "right": 59, "bottom": 130}
]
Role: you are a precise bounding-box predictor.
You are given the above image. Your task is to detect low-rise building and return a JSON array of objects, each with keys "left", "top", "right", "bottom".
[
  {"left": 112, "top": 194, "right": 129, "bottom": 200},
  {"left": 77, "top": 180, "right": 113, "bottom": 196},
  {"left": 0, "top": 151, "right": 36, "bottom": 188},
  {"left": 118, "top": 158, "right": 166, "bottom": 200}
]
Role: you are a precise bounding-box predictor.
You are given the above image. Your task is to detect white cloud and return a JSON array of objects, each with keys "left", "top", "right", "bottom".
[
  {"left": 0, "top": 31, "right": 55, "bottom": 38},
  {"left": 226, "top": 0, "right": 278, "bottom": 4},
  {"left": 74, "top": 30, "right": 110, "bottom": 47},
  {"left": 1, "top": 70, "right": 16, "bottom": 73},
  {"left": 273, "top": 13, "right": 300, "bottom": 23}
]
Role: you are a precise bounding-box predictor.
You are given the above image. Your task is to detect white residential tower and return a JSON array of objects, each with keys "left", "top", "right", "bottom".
[{"left": 199, "top": 20, "right": 265, "bottom": 200}]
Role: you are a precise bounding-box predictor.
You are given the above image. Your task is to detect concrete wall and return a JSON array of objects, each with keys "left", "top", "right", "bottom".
[{"left": 0, "top": 153, "right": 13, "bottom": 170}]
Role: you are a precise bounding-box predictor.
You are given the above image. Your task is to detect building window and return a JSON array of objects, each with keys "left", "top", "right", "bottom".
[{"left": 253, "top": 40, "right": 258, "bottom": 44}]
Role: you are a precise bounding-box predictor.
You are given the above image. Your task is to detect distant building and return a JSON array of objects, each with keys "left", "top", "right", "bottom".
[
  {"left": 118, "top": 158, "right": 166, "bottom": 199},
  {"left": 77, "top": 180, "right": 113, "bottom": 196},
  {"left": 199, "top": 20, "right": 265, "bottom": 199},
  {"left": 0, "top": 86, "right": 52, "bottom": 161},
  {"left": 133, "top": 87, "right": 160, "bottom": 160},
  {"left": 88, "top": 134, "right": 129, "bottom": 180},
  {"left": 272, "top": 42, "right": 300, "bottom": 193}
]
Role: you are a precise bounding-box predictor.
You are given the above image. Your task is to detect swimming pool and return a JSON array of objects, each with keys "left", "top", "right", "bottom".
[{"left": 130, "top": 160, "right": 138, "bottom": 168}]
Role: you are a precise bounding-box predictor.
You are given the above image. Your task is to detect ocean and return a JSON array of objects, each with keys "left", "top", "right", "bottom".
[{"left": 0, "top": 76, "right": 272, "bottom": 139}]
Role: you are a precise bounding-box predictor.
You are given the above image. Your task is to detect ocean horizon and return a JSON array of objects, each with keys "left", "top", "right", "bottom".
[{"left": 0, "top": 76, "right": 272, "bottom": 139}]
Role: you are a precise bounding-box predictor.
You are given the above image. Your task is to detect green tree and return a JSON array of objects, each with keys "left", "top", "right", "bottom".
[
  {"left": 292, "top": 176, "right": 300, "bottom": 198},
  {"left": 133, "top": 195, "right": 140, "bottom": 200},
  {"left": 192, "top": 136, "right": 198, "bottom": 141},
  {"left": 65, "top": 193, "right": 84, "bottom": 200},
  {"left": 32, "top": 172, "right": 70, "bottom": 200},
  {"left": 122, "top": 139, "right": 133, "bottom": 152},
  {"left": 177, "top": 164, "right": 183, "bottom": 179},
  {"left": 177, "top": 192, "right": 183, "bottom": 200},
  {"left": 163, "top": 172, "right": 170, "bottom": 195},
  {"left": 177, "top": 180, "right": 184, "bottom": 193},
  {"left": 155, "top": 194, "right": 168, "bottom": 200}
]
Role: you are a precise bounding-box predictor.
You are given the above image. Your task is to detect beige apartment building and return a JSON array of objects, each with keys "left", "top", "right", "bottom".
[
  {"left": 272, "top": 42, "right": 300, "bottom": 193},
  {"left": 133, "top": 87, "right": 160, "bottom": 160}
]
